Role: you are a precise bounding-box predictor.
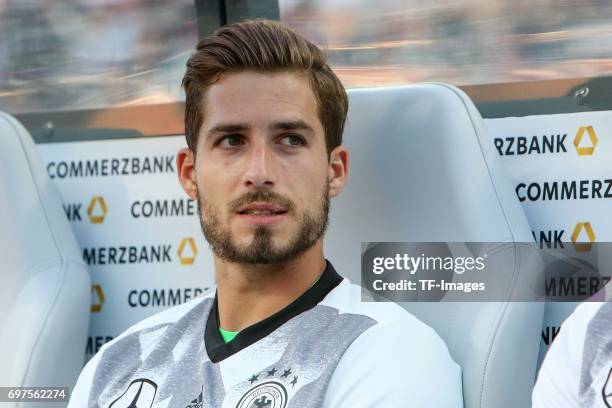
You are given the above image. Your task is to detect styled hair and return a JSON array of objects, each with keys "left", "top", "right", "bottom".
[{"left": 181, "top": 19, "right": 348, "bottom": 155}]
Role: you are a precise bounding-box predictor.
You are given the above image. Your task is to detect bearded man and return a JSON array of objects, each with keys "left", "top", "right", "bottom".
[{"left": 68, "top": 19, "right": 462, "bottom": 408}]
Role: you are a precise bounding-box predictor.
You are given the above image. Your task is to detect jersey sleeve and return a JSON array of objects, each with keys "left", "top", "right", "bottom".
[
  {"left": 532, "top": 302, "right": 600, "bottom": 408},
  {"left": 322, "top": 319, "right": 463, "bottom": 408}
]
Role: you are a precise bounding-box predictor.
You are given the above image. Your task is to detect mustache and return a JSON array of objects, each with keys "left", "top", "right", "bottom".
[{"left": 228, "top": 190, "right": 295, "bottom": 213}]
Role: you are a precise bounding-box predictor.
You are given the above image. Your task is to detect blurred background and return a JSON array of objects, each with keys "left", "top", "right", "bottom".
[{"left": 1, "top": 0, "right": 611, "bottom": 122}]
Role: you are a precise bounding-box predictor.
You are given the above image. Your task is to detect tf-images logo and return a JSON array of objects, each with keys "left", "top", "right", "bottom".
[{"left": 108, "top": 378, "right": 157, "bottom": 408}]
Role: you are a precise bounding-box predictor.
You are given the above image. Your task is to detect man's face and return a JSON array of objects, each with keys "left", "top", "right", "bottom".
[{"left": 184, "top": 71, "right": 340, "bottom": 264}]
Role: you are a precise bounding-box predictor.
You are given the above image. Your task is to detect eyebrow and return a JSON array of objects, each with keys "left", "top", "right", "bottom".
[
  {"left": 205, "top": 120, "right": 315, "bottom": 140},
  {"left": 206, "top": 123, "right": 249, "bottom": 138},
  {"left": 270, "top": 120, "right": 314, "bottom": 134}
]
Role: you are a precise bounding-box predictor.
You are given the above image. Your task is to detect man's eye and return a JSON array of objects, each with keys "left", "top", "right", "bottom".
[
  {"left": 219, "top": 135, "right": 244, "bottom": 148},
  {"left": 280, "top": 135, "right": 305, "bottom": 146}
]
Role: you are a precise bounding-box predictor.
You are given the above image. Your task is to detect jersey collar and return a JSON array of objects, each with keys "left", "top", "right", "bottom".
[{"left": 205, "top": 259, "right": 343, "bottom": 363}]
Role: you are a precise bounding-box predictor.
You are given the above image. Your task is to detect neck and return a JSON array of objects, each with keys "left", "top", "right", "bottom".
[{"left": 214, "top": 240, "right": 326, "bottom": 332}]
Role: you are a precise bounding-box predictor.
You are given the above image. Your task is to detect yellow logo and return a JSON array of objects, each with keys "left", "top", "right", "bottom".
[
  {"left": 178, "top": 237, "right": 198, "bottom": 265},
  {"left": 87, "top": 196, "right": 108, "bottom": 224},
  {"left": 573, "top": 126, "right": 598, "bottom": 156},
  {"left": 571, "top": 222, "right": 596, "bottom": 252},
  {"left": 91, "top": 284, "right": 105, "bottom": 313}
]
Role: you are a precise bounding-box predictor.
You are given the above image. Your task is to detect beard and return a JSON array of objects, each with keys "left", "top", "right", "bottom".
[{"left": 197, "top": 187, "right": 329, "bottom": 265}]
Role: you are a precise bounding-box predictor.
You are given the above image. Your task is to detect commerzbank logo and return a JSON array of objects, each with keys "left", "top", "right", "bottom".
[
  {"left": 63, "top": 195, "right": 108, "bottom": 223},
  {"left": 573, "top": 126, "right": 598, "bottom": 156},
  {"left": 87, "top": 196, "right": 108, "bottom": 223},
  {"left": 91, "top": 284, "right": 105, "bottom": 313},
  {"left": 571, "top": 222, "right": 596, "bottom": 252},
  {"left": 494, "top": 125, "right": 598, "bottom": 156},
  {"left": 532, "top": 221, "right": 596, "bottom": 252},
  {"left": 82, "top": 238, "right": 199, "bottom": 266},
  {"left": 178, "top": 238, "right": 198, "bottom": 265}
]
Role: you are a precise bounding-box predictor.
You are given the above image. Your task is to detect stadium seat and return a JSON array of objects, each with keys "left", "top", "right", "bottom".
[
  {"left": 326, "top": 84, "right": 545, "bottom": 408},
  {"left": 0, "top": 112, "right": 90, "bottom": 406}
]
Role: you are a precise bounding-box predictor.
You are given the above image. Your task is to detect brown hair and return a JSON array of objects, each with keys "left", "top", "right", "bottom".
[{"left": 181, "top": 19, "right": 348, "bottom": 155}]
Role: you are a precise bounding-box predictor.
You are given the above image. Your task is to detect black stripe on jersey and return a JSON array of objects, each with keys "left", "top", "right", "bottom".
[{"left": 205, "top": 259, "right": 343, "bottom": 363}]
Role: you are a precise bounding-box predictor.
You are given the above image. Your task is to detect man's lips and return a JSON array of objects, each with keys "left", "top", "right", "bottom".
[
  {"left": 235, "top": 202, "right": 288, "bottom": 225},
  {"left": 236, "top": 202, "right": 288, "bottom": 215}
]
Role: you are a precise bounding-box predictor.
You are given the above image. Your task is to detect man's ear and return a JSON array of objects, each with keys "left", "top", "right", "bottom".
[
  {"left": 328, "top": 145, "right": 349, "bottom": 198},
  {"left": 177, "top": 148, "right": 198, "bottom": 200}
]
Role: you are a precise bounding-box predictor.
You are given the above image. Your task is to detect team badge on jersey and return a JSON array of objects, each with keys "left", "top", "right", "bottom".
[
  {"left": 235, "top": 381, "right": 288, "bottom": 408},
  {"left": 108, "top": 378, "right": 157, "bottom": 408}
]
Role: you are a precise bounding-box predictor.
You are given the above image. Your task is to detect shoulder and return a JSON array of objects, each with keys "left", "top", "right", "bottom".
[
  {"left": 68, "top": 290, "right": 215, "bottom": 407},
  {"left": 321, "top": 279, "right": 463, "bottom": 408},
  {"left": 322, "top": 278, "right": 439, "bottom": 332},
  {"left": 548, "top": 301, "right": 605, "bottom": 358},
  {"left": 113, "top": 288, "right": 216, "bottom": 341},
  {"left": 532, "top": 301, "right": 607, "bottom": 408},
  {"left": 569, "top": 301, "right": 606, "bottom": 333},
  {"left": 82, "top": 289, "right": 214, "bottom": 374},
  {"left": 543, "top": 301, "right": 606, "bottom": 363}
]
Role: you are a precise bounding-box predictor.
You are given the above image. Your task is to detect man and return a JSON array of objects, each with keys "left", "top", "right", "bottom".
[
  {"left": 532, "top": 301, "right": 612, "bottom": 407},
  {"left": 68, "top": 19, "right": 462, "bottom": 407}
]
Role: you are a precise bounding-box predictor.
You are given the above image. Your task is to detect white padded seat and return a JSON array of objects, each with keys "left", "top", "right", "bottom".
[
  {"left": 326, "top": 84, "right": 544, "bottom": 408},
  {"left": 0, "top": 112, "right": 90, "bottom": 407}
]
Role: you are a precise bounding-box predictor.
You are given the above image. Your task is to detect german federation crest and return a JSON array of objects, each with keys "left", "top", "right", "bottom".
[{"left": 236, "top": 381, "right": 288, "bottom": 408}]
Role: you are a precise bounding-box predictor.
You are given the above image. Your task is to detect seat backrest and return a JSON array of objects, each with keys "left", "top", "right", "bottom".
[
  {"left": 0, "top": 112, "right": 90, "bottom": 403},
  {"left": 483, "top": 112, "right": 612, "bottom": 368},
  {"left": 326, "top": 84, "right": 544, "bottom": 408}
]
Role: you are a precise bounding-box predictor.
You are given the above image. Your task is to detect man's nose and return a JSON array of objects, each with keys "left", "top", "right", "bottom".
[{"left": 242, "top": 140, "right": 275, "bottom": 189}]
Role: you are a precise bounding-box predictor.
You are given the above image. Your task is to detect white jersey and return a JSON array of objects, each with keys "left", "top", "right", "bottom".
[
  {"left": 533, "top": 302, "right": 612, "bottom": 408},
  {"left": 69, "top": 261, "right": 462, "bottom": 408}
]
